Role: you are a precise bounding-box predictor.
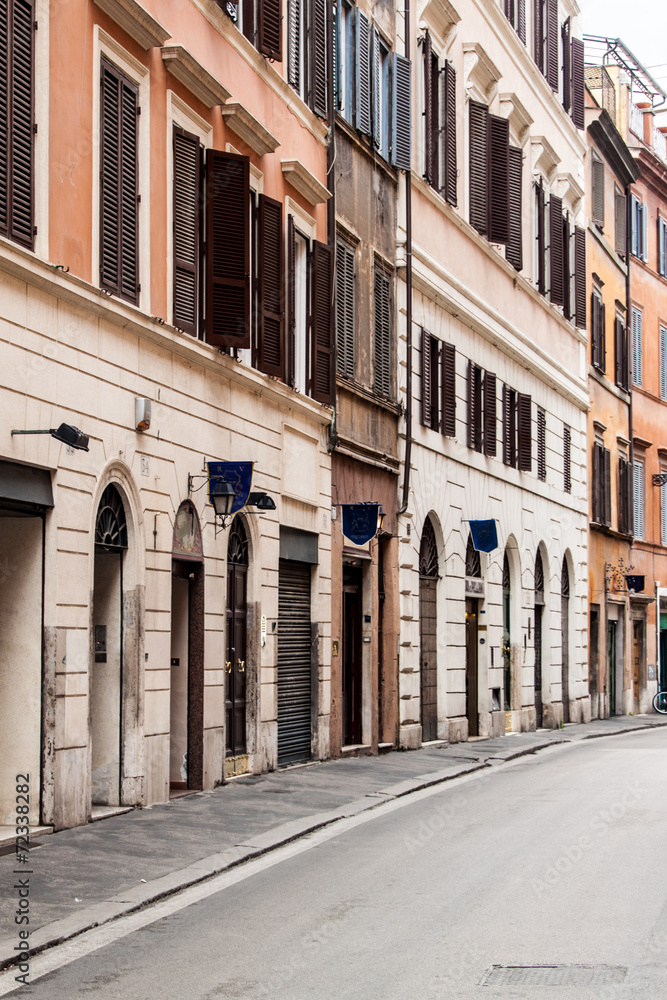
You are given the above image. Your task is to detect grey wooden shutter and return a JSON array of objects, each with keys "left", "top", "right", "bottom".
[
  {"left": 502, "top": 383, "right": 511, "bottom": 466},
  {"left": 660, "top": 326, "right": 667, "bottom": 400},
  {"left": 632, "top": 308, "right": 642, "bottom": 386},
  {"left": 574, "top": 225, "right": 586, "bottom": 328},
  {"left": 592, "top": 155, "right": 604, "bottom": 228},
  {"left": 421, "top": 328, "right": 432, "bottom": 428},
  {"left": 423, "top": 30, "right": 434, "bottom": 185},
  {"left": 658, "top": 217, "right": 666, "bottom": 276},
  {"left": 537, "top": 407, "right": 546, "bottom": 480},
  {"left": 371, "top": 26, "right": 381, "bottom": 150},
  {"left": 258, "top": 194, "right": 284, "bottom": 378},
  {"left": 335, "top": 240, "right": 355, "bottom": 379},
  {"left": 287, "top": 214, "right": 296, "bottom": 386},
  {"left": 373, "top": 265, "right": 391, "bottom": 397},
  {"left": 100, "top": 59, "right": 139, "bottom": 304},
  {"left": 488, "top": 114, "right": 510, "bottom": 245},
  {"left": 173, "top": 126, "right": 200, "bottom": 337},
  {"left": 618, "top": 457, "right": 628, "bottom": 534},
  {"left": 311, "top": 240, "right": 334, "bottom": 404},
  {"left": 549, "top": 194, "right": 564, "bottom": 305},
  {"left": 506, "top": 146, "right": 523, "bottom": 271},
  {"left": 391, "top": 53, "right": 412, "bottom": 171},
  {"left": 517, "top": 393, "right": 532, "bottom": 471},
  {"left": 440, "top": 61, "right": 457, "bottom": 205},
  {"left": 355, "top": 8, "right": 371, "bottom": 135},
  {"left": 614, "top": 315, "right": 624, "bottom": 387},
  {"left": 615, "top": 189, "right": 626, "bottom": 257},
  {"left": 563, "top": 425, "right": 572, "bottom": 493},
  {"left": 483, "top": 371, "right": 497, "bottom": 457},
  {"left": 205, "top": 149, "right": 250, "bottom": 349},
  {"left": 469, "top": 100, "right": 489, "bottom": 236},
  {"left": 258, "top": 0, "right": 283, "bottom": 60},
  {"left": 571, "top": 37, "right": 585, "bottom": 130},
  {"left": 310, "top": 0, "right": 328, "bottom": 118},
  {"left": 441, "top": 341, "right": 456, "bottom": 437},
  {"left": 603, "top": 448, "right": 612, "bottom": 526},
  {"left": 287, "top": 0, "right": 300, "bottom": 90},
  {"left": 0, "top": 0, "right": 35, "bottom": 249},
  {"left": 546, "top": 0, "right": 558, "bottom": 90},
  {"left": 561, "top": 18, "right": 571, "bottom": 113}
]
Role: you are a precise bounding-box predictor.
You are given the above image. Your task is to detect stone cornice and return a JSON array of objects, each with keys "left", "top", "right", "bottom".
[
  {"left": 92, "top": 0, "right": 170, "bottom": 50},
  {"left": 161, "top": 45, "right": 230, "bottom": 108},
  {"left": 221, "top": 101, "right": 280, "bottom": 156}
]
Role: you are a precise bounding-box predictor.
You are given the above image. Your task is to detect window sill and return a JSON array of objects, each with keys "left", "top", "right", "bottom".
[{"left": 334, "top": 113, "right": 398, "bottom": 184}]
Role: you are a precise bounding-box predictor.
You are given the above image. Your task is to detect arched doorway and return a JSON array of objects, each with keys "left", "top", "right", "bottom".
[
  {"left": 92, "top": 484, "right": 128, "bottom": 806},
  {"left": 226, "top": 517, "right": 248, "bottom": 761},
  {"left": 419, "top": 518, "right": 438, "bottom": 742},
  {"left": 465, "top": 535, "right": 481, "bottom": 737},
  {"left": 561, "top": 556, "right": 570, "bottom": 723},
  {"left": 170, "top": 501, "right": 205, "bottom": 793},
  {"left": 534, "top": 550, "right": 544, "bottom": 727},
  {"left": 502, "top": 552, "right": 512, "bottom": 720}
]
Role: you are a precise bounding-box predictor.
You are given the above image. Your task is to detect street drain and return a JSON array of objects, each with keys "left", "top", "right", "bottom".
[{"left": 481, "top": 965, "right": 627, "bottom": 987}]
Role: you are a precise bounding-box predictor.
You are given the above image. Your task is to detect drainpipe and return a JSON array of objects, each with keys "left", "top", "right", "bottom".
[
  {"left": 327, "top": 0, "right": 338, "bottom": 451},
  {"left": 398, "top": 0, "right": 413, "bottom": 515},
  {"left": 625, "top": 183, "right": 633, "bottom": 714}
]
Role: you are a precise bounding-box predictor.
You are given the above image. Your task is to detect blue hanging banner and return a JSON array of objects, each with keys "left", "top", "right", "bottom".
[
  {"left": 207, "top": 461, "right": 254, "bottom": 515},
  {"left": 342, "top": 503, "right": 379, "bottom": 546},
  {"left": 469, "top": 519, "right": 498, "bottom": 553}
]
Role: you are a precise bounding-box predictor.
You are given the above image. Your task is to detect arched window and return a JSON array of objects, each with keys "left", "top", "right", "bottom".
[
  {"left": 535, "top": 550, "right": 544, "bottom": 601},
  {"left": 419, "top": 518, "right": 438, "bottom": 577},
  {"left": 502, "top": 552, "right": 511, "bottom": 592},
  {"left": 95, "top": 485, "right": 128, "bottom": 552},
  {"left": 465, "top": 534, "right": 481, "bottom": 578},
  {"left": 228, "top": 517, "right": 249, "bottom": 565},
  {"left": 561, "top": 557, "right": 570, "bottom": 597}
]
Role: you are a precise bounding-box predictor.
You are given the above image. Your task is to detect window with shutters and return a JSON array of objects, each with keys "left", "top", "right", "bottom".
[
  {"left": 563, "top": 424, "right": 571, "bottom": 493},
  {"left": 561, "top": 17, "right": 570, "bottom": 112},
  {"left": 618, "top": 456, "right": 631, "bottom": 535},
  {"left": 226, "top": 1, "right": 283, "bottom": 60},
  {"left": 100, "top": 58, "right": 140, "bottom": 304},
  {"left": 570, "top": 36, "right": 585, "bottom": 130},
  {"left": 288, "top": 0, "right": 328, "bottom": 119},
  {"left": 630, "top": 194, "right": 648, "bottom": 262},
  {"left": 549, "top": 193, "right": 564, "bottom": 306},
  {"left": 421, "top": 34, "right": 456, "bottom": 203},
  {"left": 534, "top": 0, "right": 558, "bottom": 91},
  {"left": 372, "top": 30, "right": 390, "bottom": 160},
  {"left": 661, "top": 475, "right": 667, "bottom": 547},
  {"left": 614, "top": 186, "right": 626, "bottom": 258},
  {"left": 631, "top": 307, "right": 642, "bottom": 387},
  {"left": 335, "top": 239, "right": 355, "bottom": 379},
  {"left": 420, "top": 329, "right": 456, "bottom": 435},
  {"left": 658, "top": 217, "right": 667, "bottom": 277},
  {"left": 172, "top": 126, "right": 202, "bottom": 337},
  {"left": 502, "top": 385, "right": 531, "bottom": 471},
  {"left": 292, "top": 228, "right": 309, "bottom": 392},
  {"left": 534, "top": 179, "right": 547, "bottom": 295},
  {"left": 373, "top": 261, "right": 392, "bottom": 398},
  {"left": 591, "top": 152, "right": 604, "bottom": 230},
  {"left": 591, "top": 288, "right": 605, "bottom": 372},
  {"left": 334, "top": 0, "right": 354, "bottom": 123},
  {"left": 633, "top": 459, "right": 645, "bottom": 540},
  {"left": 0, "top": 0, "right": 35, "bottom": 250},
  {"left": 614, "top": 313, "right": 628, "bottom": 391},
  {"left": 506, "top": 146, "right": 523, "bottom": 271},
  {"left": 468, "top": 361, "right": 483, "bottom": 453},
  {"left": 537, "top": 407, "right": 546, "bottom": 481},
  {"left": 469, "top": 101, "right": 510, "bottom": 244},
  {"left": 574, "top": 224, "right": 586, "bottom": 328},
  {"left": 502, "top": 384, "right": 517, "bottom": 468},
  {"left": 660, "top": 326, "right": 667, "bottom": 401},
  {"left": 592, "top": 442, "right": 611, "bottom": 527},
  {"left": 504, "top": 0, "right": 526, "bottom": 43},
  {"left": 287, "top": 215, "right": 331, "bottom": 399}
]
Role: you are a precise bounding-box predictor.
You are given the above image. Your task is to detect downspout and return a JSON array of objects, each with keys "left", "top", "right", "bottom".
[
  {"left": 327, "top": 0, "right": 338, "bottom": 451},
  {"left": 625, "top": 182, "right": 633, "bottom": 716},
  {"left": 398, "top": 0, "right": 413, "bottom": 514}
]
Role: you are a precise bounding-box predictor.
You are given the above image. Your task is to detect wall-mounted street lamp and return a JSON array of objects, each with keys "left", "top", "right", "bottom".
[
  {"left": 189, "top": 461, "right": 275, "bottom": 536},
  {"left": 11, "top": 423, "right": 90, "bottom": 451},
  {"left": 209, "top": 480, "right": 236, "bottom": 530}
]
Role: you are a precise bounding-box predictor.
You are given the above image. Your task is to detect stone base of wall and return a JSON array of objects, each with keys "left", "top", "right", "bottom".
[
  {"left": 259, "top": 721, "right": 277, "bottom": 771},
  {"left": 399, "top": 723, "right": 422, "bottom": 749},
  {"left": 448, "top": 718, "right": 468, "bottom": 743},
  {"left": 204, "top": 727, "right": 224, "bottom": 787},
  {"left": 144, "top": 734, "right": 169, "bottom": 806},
  {"left": 54, "top": 747, "right": 88, "bottom": 831}
]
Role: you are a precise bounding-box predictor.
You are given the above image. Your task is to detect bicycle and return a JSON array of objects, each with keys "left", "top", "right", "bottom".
[{"left": 653, "top": 690, "right": 667, "bottom": 714}]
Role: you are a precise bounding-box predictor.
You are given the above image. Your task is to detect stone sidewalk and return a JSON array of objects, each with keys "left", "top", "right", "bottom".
[{"left": 1, "top": 714, "right": 666, "bottom": 970}]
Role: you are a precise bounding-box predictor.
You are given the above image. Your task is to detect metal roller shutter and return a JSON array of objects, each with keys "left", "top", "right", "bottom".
[{"left": 277, "top": 560, "right": 312, "bottom": 765}]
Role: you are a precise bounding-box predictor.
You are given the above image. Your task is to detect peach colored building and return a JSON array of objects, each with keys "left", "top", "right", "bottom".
[{"left": 0, "top": 0, "right": 336, "bottom": 832}]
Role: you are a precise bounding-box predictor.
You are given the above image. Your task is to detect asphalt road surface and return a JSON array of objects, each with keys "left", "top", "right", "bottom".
[{"left": 4, "top": 728, "right": 667, "bottom": 999}]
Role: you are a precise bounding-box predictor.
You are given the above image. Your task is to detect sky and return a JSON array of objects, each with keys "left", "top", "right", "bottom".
[{"left": 580, "top": 0, "right": 667, "bottom": 99}]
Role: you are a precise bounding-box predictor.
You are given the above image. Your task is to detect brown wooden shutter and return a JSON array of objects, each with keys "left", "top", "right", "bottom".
[
  {"left": 563, "top": 425, "right": 572, "bottom": 493},
  {"left": 287, "top": 214, "right": 296, "bottom": 386},
  {"left": 571, "top": 37, "right": 585, "bottom": 130},
  {"left": 592, "top": 443, "right": 601, "bottom": 522},
  {"left": 506, "top": 146, "right": 523, "bottom": 271},
  {"left": 469, "top": 100, "right": 489, "bottom": 236},
  {"left": 618, "top": 457, "right": 629, "bottom": 534},
  {"left": 441, "top": 341, "right": 456, "bottom": 437},
  {"left": 561, "top": 18, "right": 571, "bottom": 112},
  {"left": 517, "top": 393, "right": 532, "bottom": 471},
  {"left": 517, "top": 0, "right": 526, "bottom": 44},
  {"left": 591, "top": 293, "right": 601, "bottom": 367},
  {"left": 468, "top": 361, "right": 482, "bottom": 450},
  {"left": 100, "top": 59, "right": 139, "bottom": 304},
  {"left": 533, "top": 0, "right": 543, "bottom": 73},
  {"left": 614, "top": 188, "right": 626, "bottom": 256},
  {"left": 603, "top": 448, "right": 611, "bottom": 526},
  {"left": 287, "top": 0, "right": 300, "bottom": 90},
  {"left": 311, "top": 240, "right": 334, "bottom": 404},
  {"left": 483, "top": 371, "right": 497, "bottom": 457},
  {"left": 442, "top": 61, "right": 457, "bottom": 206},
  {"left": 502, "top": 383, "right": 512, "bottom": 466},
  {"left": 173, "top": 126, "right": 200, "bottom": 337},
  {"left": 0, "top": 0, "right": 35, "bottom": 250},
  {"left": 205, "top": 149, "right": 250, "bottom": 349},
  {"left": 421, "top": 328, "right": 432, "bottom": 428},
  {"left": 373, "top": 265, "right": 391, "bottom": 397},
  {"left": 614, "top": 315, "right": 623, "bottom": 387},
  {"left": 258, "top": 0, "right": 283, "bottom": 60},
  {"left": 562, "top": 213, "right": 571, "bottom": 319},
  {"left": 309, "top": 0, "right": 328, "bottom": 119},
  {"left": 536, "top": 180, "right": 546, "bottom": 295},
  {"left": 335, "top": 240, "right": 355, "bottom": 379},
  {"left": 537, "top": 407, "right": 546, "bottom": 480},
  {"left": 592, "top": 155, "right": 604, "bottom": 228},
  {"left": 258, "top": 194, "right": 284, "bottom": 378},
  {"left": 550, "top": 194, "right": 564, "bottom": 305},
  {"left": 574, "top": 225, "right": 586, "bottom": 328},
  {"left": 488, "top": 114, "right": 510, "bottom": 245},
  {"left": 423, "top": 31, "right": 434, "bottom": 186},
  {"left": 546, "top": 0, "right": 558, "bottom": 90},
  {"left": 600, "top": 301, "right": 606, "bottom": 373}
]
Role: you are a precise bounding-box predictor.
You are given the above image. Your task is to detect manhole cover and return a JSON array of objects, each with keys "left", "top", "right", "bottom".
[{"left": 482, "top": 965, "right": 627, "bottom": 987}]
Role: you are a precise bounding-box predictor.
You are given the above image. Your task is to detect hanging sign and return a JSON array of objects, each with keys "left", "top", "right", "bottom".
[
  {"left": 469, "top": 519, "right": 498, "bottom": 553},
  {"left": 207, "top": 461, "right": 254, "bottom": 515},
  {"left": 342, "top": 503, "right": 379, "bottom": 546}
]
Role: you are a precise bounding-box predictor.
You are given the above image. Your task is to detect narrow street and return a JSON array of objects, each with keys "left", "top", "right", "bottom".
[{"left": 5, "top": 727, "right": 667, "bottom": 999}]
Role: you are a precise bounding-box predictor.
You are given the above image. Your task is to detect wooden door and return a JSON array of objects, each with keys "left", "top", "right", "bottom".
[
  {"left": 419, "top": 577, "right": 438, "bottom": 742},
  {"left": 633, "top": 620, "right": 643, "bottom": 711},
  {"left": 226, "top": 520, "right": 248, "bottom": 758},
  {"left": 534, "top": 604, "right": 543, "bottom": 727},
  {"left": 465, "top": 599, "right": 479, "bottom": 737},
  {"left": 343, "top": 566, "right": 363, "bottom": 746}
]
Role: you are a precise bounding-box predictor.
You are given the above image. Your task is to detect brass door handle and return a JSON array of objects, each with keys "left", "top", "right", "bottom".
[
  {"left": 237, "top": 660, "right": 245, "bottom": 673},
  {"left": 225, "top": 661, "right": 232, "bottom": 674}
]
